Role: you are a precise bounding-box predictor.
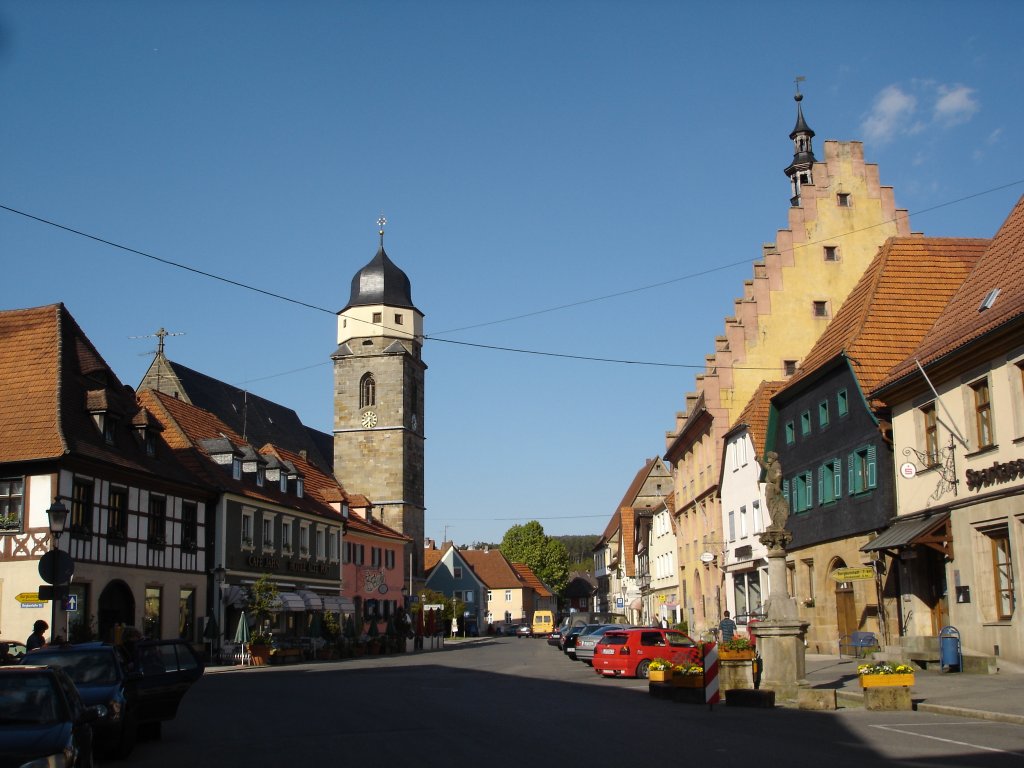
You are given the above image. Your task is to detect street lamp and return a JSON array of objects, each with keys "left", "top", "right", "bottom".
[
  {"left": 46, "top": 499, "right": 69, "bottom": 644},
  {"left": 213, "top": 565, "right": 227, "bottom": 658}
]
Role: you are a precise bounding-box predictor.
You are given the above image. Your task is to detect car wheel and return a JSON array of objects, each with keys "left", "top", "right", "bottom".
[{"left": 636, "top": 659, "right": 651, "bottom": 679}]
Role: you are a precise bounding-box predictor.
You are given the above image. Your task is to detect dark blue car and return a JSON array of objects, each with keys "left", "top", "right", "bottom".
[
  {"left": 24, "top": 640, "right": 204, "bottom": 758},
  {"left": 0, "top": 665, "right": 104, "bottom": 767}
]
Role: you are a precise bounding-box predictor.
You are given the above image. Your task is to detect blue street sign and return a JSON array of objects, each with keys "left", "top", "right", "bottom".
[
  {"left": 63, "top": 594, "right": 79, "bottom": 612},
  {"left": 615, "top": 597, "right": 624, "bottom": 609}
]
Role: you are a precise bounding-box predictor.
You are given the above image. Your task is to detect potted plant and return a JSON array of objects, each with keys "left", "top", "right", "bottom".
[
  {"left": 857, "top": 662, "right": 915, "bottom": 688},
  {"left": 719, "top": 636, "right": 756, "bottom": 660},
  {"left": 672, "top": 662, "right": 704, "bottom": 688},
  {"left": 246, "top": 574, "right": 278, "bottom": 665},
  {"left": 647, "top": 657, "right": 673, "bottom": 683}
]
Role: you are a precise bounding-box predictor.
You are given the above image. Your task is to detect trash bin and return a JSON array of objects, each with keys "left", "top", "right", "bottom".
[{"left": 939, "top": 625, "right": 961, "bottom": 672}]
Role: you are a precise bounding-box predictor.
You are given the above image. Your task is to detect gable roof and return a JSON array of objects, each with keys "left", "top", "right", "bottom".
[
  {"left": 460, "top": 548, "right": 523, "bottom": 589},
  {"left": 728, "top": 379, "right": 785, "bottom": 452},
  {"left": 776, "top": 236, "right": 988, "bottom": 404},
  {"left": 140, "top": 354, "right": 334, "bottom": 474},
  {"left": 881, "top": 195, "right": 1024, "bottom": 388},
  {"left": 511, "top": 562, "right": 553, "bottom": 597},
  {"left": 0, "top": 304, "right": 198, "bottom": 487},
  {"left": 139, "top": 388, "right": 343, "bottom": 521}
]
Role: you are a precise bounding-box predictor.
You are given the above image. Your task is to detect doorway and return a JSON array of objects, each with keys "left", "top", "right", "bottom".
[{"left": 98, "top": 580, "right": 135, "bottom": 641}]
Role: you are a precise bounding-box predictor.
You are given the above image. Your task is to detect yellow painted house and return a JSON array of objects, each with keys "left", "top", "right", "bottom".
[{"left": 665, "top": 92, "right": 911, "bottom": 635}]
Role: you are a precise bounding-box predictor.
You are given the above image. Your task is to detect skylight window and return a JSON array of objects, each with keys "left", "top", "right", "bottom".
[{"left": 979, "top": 288, "right": 1000, "bottom": 312}]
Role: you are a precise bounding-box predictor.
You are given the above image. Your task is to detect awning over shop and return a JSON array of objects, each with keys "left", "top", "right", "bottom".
[
  {"left": 298, "top": 590, "right": 323, "bottom": 610},
  {"left": 272, "top": 592, "right": 307, "bottom": 612},
  {"left": 323, "top": 596, "right": 355, "bottom": 613},
  {"left": 861, "top": 513, "right": 953, "bottom": 558},
  {"left": 628, "top": 597, "right": 643, "bottom": 610}
]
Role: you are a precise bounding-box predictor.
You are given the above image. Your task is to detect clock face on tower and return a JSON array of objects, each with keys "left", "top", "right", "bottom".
[{"left": 361, "top": 411, "right": 378, "bottom": 428}]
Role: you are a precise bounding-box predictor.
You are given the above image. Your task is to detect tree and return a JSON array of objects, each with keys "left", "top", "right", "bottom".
[
  {"left": 246, "top": 573, "right": 279, "bottom": 643},
  {"left": 500, "top": 521, "right": 570, "bottom": 594}
]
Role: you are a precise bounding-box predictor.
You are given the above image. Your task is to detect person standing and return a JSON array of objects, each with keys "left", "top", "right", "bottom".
[
  {"left": 719, "top": 611, "right": 737, "bottom": 644},
  {"left": 26, "top": 620, "right": 48, "bottom": 651}
]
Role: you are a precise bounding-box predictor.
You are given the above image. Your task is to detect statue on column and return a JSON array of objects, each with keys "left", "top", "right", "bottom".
[{"left": 758, "top": 451, "right": 789, "bottom": 532}]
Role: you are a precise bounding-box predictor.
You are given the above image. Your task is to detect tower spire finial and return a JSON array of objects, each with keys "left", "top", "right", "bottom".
[{"left": 377, "top": 215, "right": 387, "bottom": 248}]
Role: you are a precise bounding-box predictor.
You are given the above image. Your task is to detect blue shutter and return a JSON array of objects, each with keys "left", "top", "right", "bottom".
[
  {"left": 834, "top": 458, "right": 842, "bottom": 498},
  {"left": 818, "top": 466, "right": 825, "bottom": 504},
  {"left": 805, "top": 471, "right": 813, "bottom": 510},
  {"left": 867, "top": 444, "right": 877, "bottom": 488}
]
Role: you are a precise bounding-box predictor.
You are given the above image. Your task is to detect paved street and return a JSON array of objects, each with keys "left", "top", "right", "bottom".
[{"left": 130, "top": 638, "right": 1024, "bottom": 767}]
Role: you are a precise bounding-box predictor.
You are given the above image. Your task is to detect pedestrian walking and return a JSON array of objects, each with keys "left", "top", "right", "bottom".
[{"left": 718, "top": 611, "right": 737, "bottom": 644}]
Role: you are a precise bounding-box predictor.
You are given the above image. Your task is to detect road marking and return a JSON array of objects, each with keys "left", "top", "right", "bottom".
[{"left": 871, "top": 724, "right": 1015, "bottom": 754}]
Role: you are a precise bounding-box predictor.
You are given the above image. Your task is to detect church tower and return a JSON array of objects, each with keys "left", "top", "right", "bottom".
[{"left": 333, "top": 219, "right": 426, "bottom": 576}]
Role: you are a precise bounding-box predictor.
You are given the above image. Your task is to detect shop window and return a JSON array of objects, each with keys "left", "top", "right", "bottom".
[
  {"left": 144, "top": 587, "right": 162, "bottom": 639},
  {"left": 179, "top": 588, "right": 196, "bottom": 641}
]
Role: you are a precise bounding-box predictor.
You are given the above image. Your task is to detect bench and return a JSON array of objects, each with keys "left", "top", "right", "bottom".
[{"left": 839, "top": 631, "right": 879, "bottom": 659}]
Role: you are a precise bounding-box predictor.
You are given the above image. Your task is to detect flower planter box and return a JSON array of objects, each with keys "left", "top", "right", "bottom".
[
  {"left": 672, "top": 675, "right": 704, "bottom": 688},
  {"left": 248, "top": 644, "right": 270, "bottom": 666},
  {"left": 719, "top": 649, "right": 755, "bottom": 661},
  {"left": 649, "top": 669, "right": 672, "bottom": 682},
  {"left": 860, "top": 673, "right": 914, "bottom": 688}
]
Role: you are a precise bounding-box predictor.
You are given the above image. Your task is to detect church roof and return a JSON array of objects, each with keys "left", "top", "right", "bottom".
[{"left": 341, "top": 246, "right": 419, "bottom": 313}]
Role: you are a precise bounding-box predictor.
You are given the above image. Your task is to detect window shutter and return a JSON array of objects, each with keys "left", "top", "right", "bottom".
[
  {"left": 867, "top": 444, "right": 877, "bottom": 488},
  {"left": 783, "top": 479, "right": 790, "bottom": 511},
  {"left": 804, "top": 472, "right": 813, "bottom": 509},
  {"left": 834, "top": 459, "right": 842, "bottom": 498},
  {"left": 848, "top": 454, "right": 855, "bottom": 495},
  {"left": 818, "top": 466, "right": 825, "bottom": 504}
]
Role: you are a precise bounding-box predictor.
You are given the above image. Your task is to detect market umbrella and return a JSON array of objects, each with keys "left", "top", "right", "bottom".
[
  {"left": 233, "top": 611, "right": 251, "bottom": 644},
  {"left": 203, "top": 613, "right": 219, "bottom": 640}
]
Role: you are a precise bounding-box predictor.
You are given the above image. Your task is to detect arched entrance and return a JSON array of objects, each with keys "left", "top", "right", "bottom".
[
  {"left": 98, "top": 580, "right": 135, "bottom": 641},
  {"left": 831, "top": 557, "right": 857, "bottom": 640}
]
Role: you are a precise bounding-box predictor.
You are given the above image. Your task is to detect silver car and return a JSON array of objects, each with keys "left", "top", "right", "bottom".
[{"left": 574, "top": 624, "right": 627, "bottom": 665}]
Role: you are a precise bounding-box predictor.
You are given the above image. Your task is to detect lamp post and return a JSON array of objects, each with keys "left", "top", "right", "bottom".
[{"left": 46, "top": 499, "right": 69, "bottom": 645}]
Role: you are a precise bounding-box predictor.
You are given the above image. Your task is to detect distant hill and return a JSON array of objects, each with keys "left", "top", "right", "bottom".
[{"left": 556, "top": 534, "right": 598, "bottom": 570}]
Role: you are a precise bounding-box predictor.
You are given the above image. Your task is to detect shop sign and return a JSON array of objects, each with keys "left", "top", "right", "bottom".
[{"left": 966, "top": 458, "right": 1024, "bottom": 492}]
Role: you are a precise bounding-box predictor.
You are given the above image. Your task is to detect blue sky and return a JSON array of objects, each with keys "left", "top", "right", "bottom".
[{"left": 2, "top": 2, "right": 1022, "bottom": 546}]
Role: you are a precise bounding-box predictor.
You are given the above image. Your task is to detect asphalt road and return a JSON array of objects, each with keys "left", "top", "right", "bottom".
[{"left": 129, "top": 637, "right": 1024, "bottom": 767}]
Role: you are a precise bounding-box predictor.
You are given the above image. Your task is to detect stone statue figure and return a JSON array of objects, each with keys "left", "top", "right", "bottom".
[{"left": 759, "top": 451, "right": 789, "bottom": 532}]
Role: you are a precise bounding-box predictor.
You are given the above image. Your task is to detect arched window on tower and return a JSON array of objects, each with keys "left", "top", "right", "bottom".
[{"left": 360, "top": 373, "right": 376, "bottom": 408}]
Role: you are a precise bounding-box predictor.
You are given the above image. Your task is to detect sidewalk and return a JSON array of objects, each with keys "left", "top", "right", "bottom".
[{"left": 803, "top": 654, "right": 1024, "bottom": 724}]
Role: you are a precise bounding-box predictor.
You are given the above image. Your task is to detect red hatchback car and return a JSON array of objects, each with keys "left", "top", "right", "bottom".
[{"left": 593, "top": 628, "right": 700, "bottom": 679}]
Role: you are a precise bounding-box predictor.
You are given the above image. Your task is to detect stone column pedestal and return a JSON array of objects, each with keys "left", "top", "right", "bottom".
[{"left": 752, "top": 528, "right": 810, "bottom": 702}]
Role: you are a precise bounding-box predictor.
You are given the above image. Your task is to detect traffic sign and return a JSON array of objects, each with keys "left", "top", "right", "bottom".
[
  {"left": 829, "top": 566, "right": 874, "bottom": 582},
  {"left": 15, "top": 592, "right": 41, "bottom": 604},
  {"left": 64, "top": 594, "right": 79, "bottom": 612},
  {"left": 39, "top": 550, "right": 74, "bottom": 585}
]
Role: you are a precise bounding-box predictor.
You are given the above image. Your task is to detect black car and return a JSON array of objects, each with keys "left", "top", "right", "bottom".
[
  {"left": 23, "top": 640, "right": 204, "bottom": 758},
  {"left": 0, "top": 665, "right": 105, "bottom": 768}
]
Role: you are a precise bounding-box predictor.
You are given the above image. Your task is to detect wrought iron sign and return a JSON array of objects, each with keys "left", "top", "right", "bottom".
[{"left": 901, "top": 437, "right": 959, "bottom": 504}]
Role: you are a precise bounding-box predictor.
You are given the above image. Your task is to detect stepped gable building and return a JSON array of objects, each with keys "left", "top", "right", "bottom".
[
  {"left": 0, "top": 304, "right": 210, "bottom": 643},
  {"left": 333, "top": 228, "right": 426, "bottom": 579},
  {"left": 664, "top": 91, "right": 912, "bottom": 635},
  {"left": 767, "top": 235, "right": 988, "bottom": 652},
  {"left": 872, "top": 195, "right": 1024, "bottom": 664}
]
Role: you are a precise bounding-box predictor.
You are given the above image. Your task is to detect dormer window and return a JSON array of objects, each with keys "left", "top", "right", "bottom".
[
  {"left": 232, "top": 458, "right": 242, "bottom": 480},
  {"left": 256, "top": 467, "right": 265, "bottom": 487},
  {"left": 296, "top": 478, "right": 304, "bottom": 498},
  {"left": 280, "top": 473, "right": 288, "bottom": 492}
]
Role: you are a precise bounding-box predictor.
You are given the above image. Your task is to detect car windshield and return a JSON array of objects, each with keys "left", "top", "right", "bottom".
[
  {"left": 0, "top": 674, "right": 66, "bottom": 725},
  {"left": 28, "top": 649, "right": 119, "bottom": 685},
  {"left": 665, "top": 633, "right": 696, "bottom": 648}
]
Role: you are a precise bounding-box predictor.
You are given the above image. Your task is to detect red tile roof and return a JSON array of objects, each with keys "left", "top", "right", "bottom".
[
  {"left": 882, "top": 195, "right": 1024, "bottom": 387},
  {"left": 730, "top": 380, "right": 785, "bottom": 455},
  {"left": 0, "top": 304, "right": 200, "bottom": 488},
  {"left": 461, "top": 548, "right": 522, "bottom": 589},
  {"left": 779, "top": 236, "right": 988, "bottom": 402},
  {"left": 511, "top": 562, "right": 552, "bottom": 597}
]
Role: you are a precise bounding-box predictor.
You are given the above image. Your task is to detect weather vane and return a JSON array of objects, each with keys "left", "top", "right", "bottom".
[
  {"left": 129, "top": 326, "right": 185, "bottom": 356},
  {"left": 794, "top": 75, "right": 806, "bottom": 94},
  {"left": 377, "top": 214, "right": 387, "bottom": 247}
]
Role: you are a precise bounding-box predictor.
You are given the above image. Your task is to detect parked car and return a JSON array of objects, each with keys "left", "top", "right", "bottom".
[
  {"left": 0, "top": 640, "right": 28, "bottom": 665},
  {"left": 574, "top": 624, "right": 627, "bottom": 665},
  {"left": 23, "top": 639, "right": 204, "bottom": 757},
  {"left": 530, "top": 610, "right": 554, "bottom": 638},
  {"left": 0, "top": 664, "right": 105, "bottom": 767},
  {"left": 593, "top": 628, "right": 700, "bottom": 679},
  {"left": 563, "top": 623, "right": 603, "bottom": 657},
  {"left": 545, "top": 630, "right": 562, "bottom": 647},
  {"left": 515, "top": 624, "right": 532, "bottom": 638}
]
